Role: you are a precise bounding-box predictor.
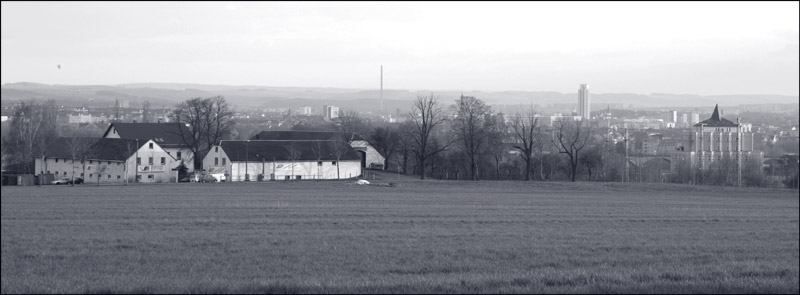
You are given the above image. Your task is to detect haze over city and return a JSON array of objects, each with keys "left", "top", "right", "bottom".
[{"left": 2, "top": 1, "right": 798, "bottom": 96}]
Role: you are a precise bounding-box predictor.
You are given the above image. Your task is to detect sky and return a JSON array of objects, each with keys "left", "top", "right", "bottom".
[{"left": 1, "top": 1, "right": 798, "bottom": 96}]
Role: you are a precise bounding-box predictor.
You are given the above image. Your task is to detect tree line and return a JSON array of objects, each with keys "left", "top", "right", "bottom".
[{"left": 2, "top": 95, "right": 797, "bottom": 189}]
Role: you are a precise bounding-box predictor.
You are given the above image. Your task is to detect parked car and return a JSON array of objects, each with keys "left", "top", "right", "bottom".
[
  {"left": 51, "top": 178, "right": 72, "bottom": 185},
  {"left": 51, "top": 177, "right": 84, "bottom": 185}
]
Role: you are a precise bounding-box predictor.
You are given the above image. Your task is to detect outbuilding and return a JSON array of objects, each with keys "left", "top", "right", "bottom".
[{"left": 203, "top": 140, "right": 362, "bottom": 181}]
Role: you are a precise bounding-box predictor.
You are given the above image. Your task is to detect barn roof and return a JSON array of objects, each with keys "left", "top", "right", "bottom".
[
  {"left": 694, "top": 105, "right": 738, "bottom": 127},
  {"left": 249, "top": 130, "right": 365, "bottom": 141},
  {"left": 219, "top": 140, "right": 361, "bottom": 162},
  {"left": 44, "top": 137, "right": 145, "bottom": 161},
  {"left": 103, "top": 122, "right": 193, "bottom": 147}
]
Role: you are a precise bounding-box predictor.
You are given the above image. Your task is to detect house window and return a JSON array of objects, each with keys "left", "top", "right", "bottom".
[
  {"left": 137, "top": 157, "right": 141, "bottom": 165},
  {"left": 108, "top": 175, "right": 111, "bottom": 179},
  {"left": 113, "top": 129, "right": 116, "bottom": 134},
  {"left": 117, "top": 175, "right": 121, "bottom": 180},
  {"left": 222, "top": 158, "right": 226, "bottom": 165},
  {"left": 149, "top": 143, "right": 153, "bottom": 149},
  {"left": 296, "top": 175, "right": 302, "bottom": 180},
  {"left": 89, "top": 160, "right": 93, "bottom": 164},
  {"left": 108, "top": 161, "right": 111, "bottom": 165},
  {"left": 55, "top": 171, "right": 58, "bottom": 175},
  {"left": 318, "top": 161, "right": 322, "bottom": 166},
  {"left": 285, "top": 175, "right": 291, "bottom": 180},
  {"left": 332, "top": 161, "right": 337, "bottom": 166},
  {"left": 117, "top": 162, "right": 121, "bottom": 166},
  {"left": 63, "top": 172, "right": 67, "bottom": 176},
  {"left": 161, "top": 157, "right": 166, "bottom": 165},
  {"left": 177, "top": 152, "right": 182, "bottom": 160},
  {"left": 148, "top": 174, "right": 154, "bottom": 179},
  {"left": 88, "top": 166, "right": 91, "bottom": 170},
  {"left": 81, "top": 173, "right": 84, "bottom": 177},
  {"left": 215, "top": 146, "right": 218, "bottom": 153},
  {"left": 47, "top": 170, "right": 50, "bottom": 174},
  {"left": 136, "top": 175, "right": 141, "bottom": 181},
  {"left": 89, "top": 174, "right": 93, "bottom": 178},
  {"left": 148, "top": 157, "right": 153, "bottom": 165},
  {"left": 55, "top": 158, "right": 59, "bottom": 163},
  {"left": 215, "top": 157, "right": 219, "bottom": 166}
]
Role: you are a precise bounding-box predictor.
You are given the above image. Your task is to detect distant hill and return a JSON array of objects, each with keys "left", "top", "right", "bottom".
[{"left": 2, "top": 82, "right": 797, "bottom": 111}]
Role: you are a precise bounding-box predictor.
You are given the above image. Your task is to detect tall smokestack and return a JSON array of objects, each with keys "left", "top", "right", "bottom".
[{"left": 380, "top": 65, "right": 383, "bottom": 112}]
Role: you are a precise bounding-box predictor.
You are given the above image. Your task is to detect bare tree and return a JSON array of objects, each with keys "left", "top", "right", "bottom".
[
  {"left": 580, "top": 147, "right": 603, "bottom": 181},
  {"left": 310, "top": 140, "right": 324, "bottom": 180},
  {"left": 328, "top": 139, "right": 349, "bottom": 180},
  {"left": 336, "top": 109, "right": 368, "bottom": 141},
  {"left": 286, "top": 142, "right": 302, "bottom": 180},
  {"left": 554, "top": 119, "right": 594, "bottom": 182},
  {"left": 509, "top": 107, "right": 541, "bottom": 181},
  {"left": 65, "top": 137, "right": 94, "bottom": 186},
  {"left": 170, "top": 96, "right": 235, "bottom": 171},
  {"left": 408, "top": 94, "right": 452, "bottom": 180},
  {"left": 368, "top": 126, "right": 400, "bottom": 170},
  {"left": 5, "top": 101, "right": 58, "bottom": 174},
  {"left": 452, "top": 95, "right": 492, "bottom": 180},
  {"left": 485, "top": 114, "right": 508, "bottom": 180},
  {"left": 96, "top": 164, "right": 107, "bottom": 186},
  {"left": 397, "top": 121, "right": 415, "bottom": 174}
]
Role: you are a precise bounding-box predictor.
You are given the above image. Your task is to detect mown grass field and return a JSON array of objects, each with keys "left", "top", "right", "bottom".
[{"left": 1, "top": 179, "right": 798, "bottom": 294}]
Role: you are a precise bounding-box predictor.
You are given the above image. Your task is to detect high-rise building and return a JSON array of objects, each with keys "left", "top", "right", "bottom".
[
  {"left": 690, "top": 112, "right": 700, "bottom": 125},
  {"left": 663, "top": 110, "right": 677, "bottom": 123},
  {"left": 322, "top": 105, "right": 339, "bottom": 119},
  {"left": 681, "top": 113, "right": 688, "bottom": 124},
  {"left": 578, "top": 84, "right": 590, "bottom": 120}
]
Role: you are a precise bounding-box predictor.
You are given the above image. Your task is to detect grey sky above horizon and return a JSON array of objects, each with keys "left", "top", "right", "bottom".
[{"left": 1, "top": 2, "right": 798, "bottom": 96}]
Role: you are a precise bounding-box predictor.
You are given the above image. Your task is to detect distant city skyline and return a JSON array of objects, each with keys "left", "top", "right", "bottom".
[{"left": 1, "top": 2, "right": 798, "bottom": 96}]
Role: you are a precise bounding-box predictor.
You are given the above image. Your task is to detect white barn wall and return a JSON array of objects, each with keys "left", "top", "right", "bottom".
[{"left": 228, "top": 160, "right": 361, "bottom": 181}]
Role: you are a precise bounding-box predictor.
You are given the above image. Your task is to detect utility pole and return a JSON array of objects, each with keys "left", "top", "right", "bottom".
[
  {"left": 245, "top": 140, "right": 249, "bottom": 181},
  {"left": 738, "top": 118, "right": 742, "bottom": 187},
  {"left": 624, "top": 128, "right": 629, "bottom": 183},
  {"left": 135, "top": 139, "right": 139, "bottom": 183}
]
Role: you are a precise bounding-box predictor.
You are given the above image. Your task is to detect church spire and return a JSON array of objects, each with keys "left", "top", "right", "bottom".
[{"left": 711, "top": 104, "right": 720, "bottom": 121}]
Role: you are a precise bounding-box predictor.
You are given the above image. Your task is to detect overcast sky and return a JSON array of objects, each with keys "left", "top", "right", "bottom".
[{"left": 1, "top": 1, "right": 798, "bottom": 95}]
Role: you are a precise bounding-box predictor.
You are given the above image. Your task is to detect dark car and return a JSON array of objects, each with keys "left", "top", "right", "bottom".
[{"left": 72, "top": 177, "right": 84, "bottom": 184}]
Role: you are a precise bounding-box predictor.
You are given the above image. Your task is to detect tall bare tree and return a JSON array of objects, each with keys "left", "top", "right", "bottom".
[
  {"left": 310, "top": 140, "right": 324, "bottom": 180},
  {"left": 485, "top": 114, "right": 508, "bottom": 180},
  {"left": 328, "top": 139, "right": 349, "bottom": 180},
  {"left": 368, "top": 126, "right": 400, "bottom": 170},
  {"left": 554, "top": 119, "right": 594, "bottom": 182},
  {"left": 452, "top": 95, "right": 492, "bottom": 180},
  {"left": 509, "top": 107, "right": 541, "bottom": 181},
  {"left": 286, "top": 142, "right": 302, "bottom": 180},
  {"left": 336, "top": 109, "right": 368, "bottom": 141},
  {"left": 5, "top": 101, "right": 58, "bottom": 173},
  {"left": 408, "top": 94, "right": 452, "bottom": 180},
  {"left": 170, "top": 96, "right": 235, "bottom": 170},
  {"left": 65, "top": 137, "right": 94, "bottom": 186}
]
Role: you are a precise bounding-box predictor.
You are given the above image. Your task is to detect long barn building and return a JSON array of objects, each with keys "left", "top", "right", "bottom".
[{"left": 203, "top": 140, "right": 362, "bottom": 181}]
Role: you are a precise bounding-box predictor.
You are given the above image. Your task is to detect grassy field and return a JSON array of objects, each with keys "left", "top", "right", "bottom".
[{"left": 1, "top": 179, "right": 798, "bottom": 294}]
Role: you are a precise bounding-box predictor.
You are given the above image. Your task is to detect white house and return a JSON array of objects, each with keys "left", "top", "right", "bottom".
[
  {"left": 34, "top": 137, "right": 179, "bottom": 183},
  {"left": 102, "top": 122, "right": 195, "bottom": 172},
  {"left": 203, "top": 140, "right": 362, "bottom": 181},
  {"left": 249, "top": 131, "right": 385, "bottom": 169}
]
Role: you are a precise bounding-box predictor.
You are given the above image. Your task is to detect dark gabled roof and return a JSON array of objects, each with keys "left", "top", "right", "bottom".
[
  {"left": 249, "top": 130, "right": 365, "bottom": 141},
  {"left": 219, "top": 140, "right": 361, "bottom": 162},
  {"left": 104, "top": 122, "right": 193, "bottom": 147},
  {"left": 44, "top": 137, "right": 144, "bottom": 161},
  {"left": 694, "top": 104, "right": 738, "bottom": 127}
]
